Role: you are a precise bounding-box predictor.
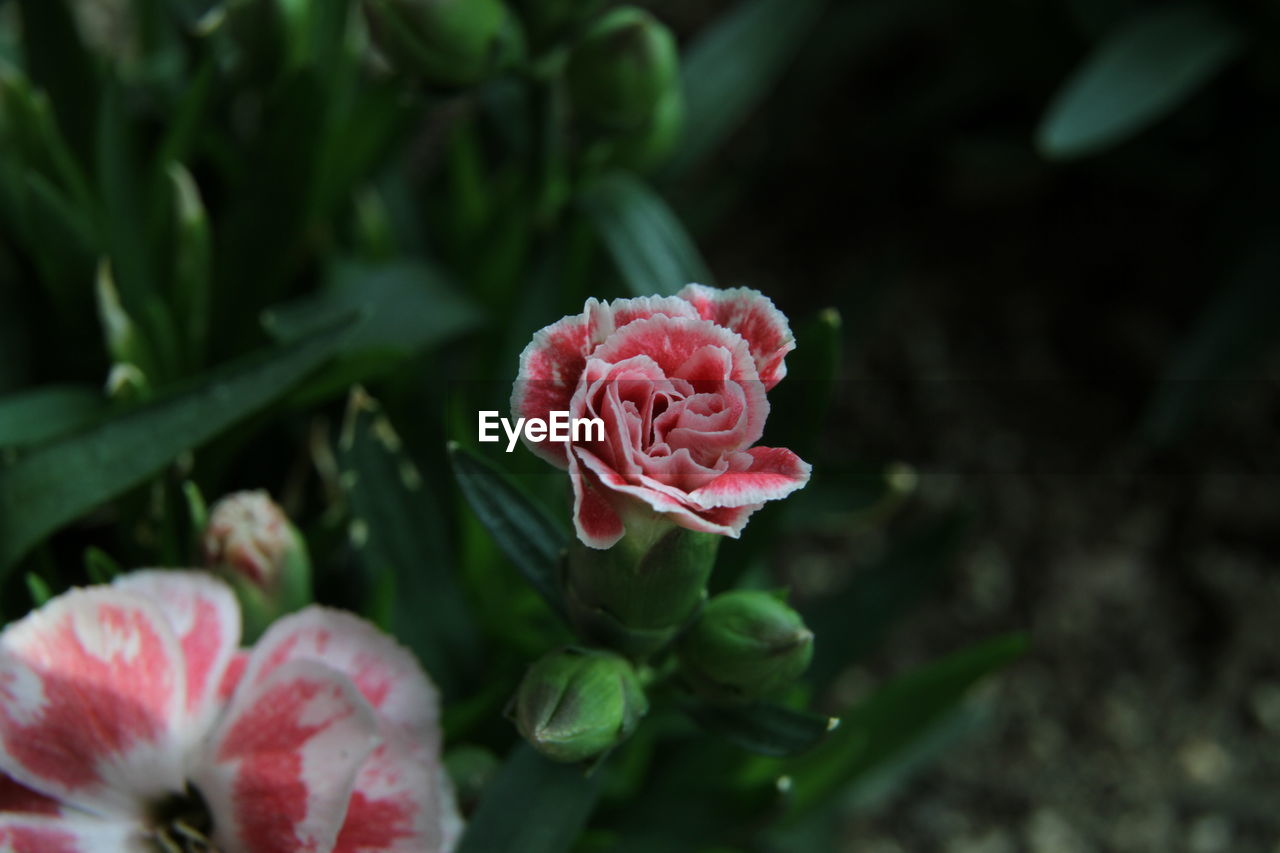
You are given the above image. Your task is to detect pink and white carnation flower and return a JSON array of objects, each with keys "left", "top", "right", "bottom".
[
  {"left": 512, "top": 284, "right": 811, "bottom": 549},
  {"left": 0, "top": 571, "right": 461, "bottom": 852}
]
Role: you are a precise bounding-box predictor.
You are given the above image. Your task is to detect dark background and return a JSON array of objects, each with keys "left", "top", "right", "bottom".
[{"left": 659, "top": 0, "right": 1280, "bottom": 849}]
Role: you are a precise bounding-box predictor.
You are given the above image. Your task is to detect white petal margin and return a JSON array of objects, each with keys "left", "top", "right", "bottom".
[
  {"left": 192, "top": 658, "right": 380, "bottom": 853},
  {"left": 0, "top": 814, "right": 142, "bottom": 852},
  {"left": 235, "top": 606, "right": 442, "bottom": 745},
  {"left": 111, "top": 571, "right": 241, "bottom": 760},
  {"left": 0, "top": 588, "right": 188, "bottom": 819}
]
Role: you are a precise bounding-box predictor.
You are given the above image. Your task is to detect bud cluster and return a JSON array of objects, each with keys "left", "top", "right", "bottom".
[
  {"left": 513, "top": 508, "right": 815, "bottom": 764},
  {"left": 361, "top": 0, "right": 684, "bottom": 172}
]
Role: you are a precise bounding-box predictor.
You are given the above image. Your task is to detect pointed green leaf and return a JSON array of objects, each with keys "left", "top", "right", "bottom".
[
  {"left": 0, "top": 385, "right": 102, "bottom": 450},
  {"left": 338, "top": 388, "right": 480, "bottom": 699},
  {"left": 804, "top": 512, "right": 971, "bottom": 686},
  {"left": 578, "top": 172, "right": 712, "bottom": 297},
  {"left": 448, "top": 442, "right": 568, "bottom": 617},
  {"left": 1037, "top": 4, "right": 1244, "bottom": 159},
  {"left": 0, "top": 317, "right": 354, "bottom": 575},
  {"left": 666, "top": 0, "right": 826, "bottom": 177},
  {"left": 690, "top": 701, "right": 836, "bottom": 757},
  {"left": 457, "top": 743, "right": 603, "bottom": 853},
  {"left": 784, "top": 633, "right": 1027, "bottom": 817}
]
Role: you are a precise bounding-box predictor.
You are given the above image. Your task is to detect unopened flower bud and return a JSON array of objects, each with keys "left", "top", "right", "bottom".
[
  {"left": 607, "top": 85, "right": 684, "bottom": 172},
  {"left": 678, "top": 590, "right": 814, "bottom": 703},
  {"left": 202, "top": 490, "right": 311, "bottom": 639},
  {"left": 363, "top": 0, "right": 525, "bottom": 87},
  {"left": 565, "top": 511, "right": 719, "bottom": 657},
  {"left": 566, "top": 7, "right": 679, "bottom": 130},
  {"left": 513, "top": 647, "right": 648, "bottom": 763}
]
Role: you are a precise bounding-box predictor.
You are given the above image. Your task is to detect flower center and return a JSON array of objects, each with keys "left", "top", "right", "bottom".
[{"left": 146, "top": 784, "right": 221, "bottom": 853}]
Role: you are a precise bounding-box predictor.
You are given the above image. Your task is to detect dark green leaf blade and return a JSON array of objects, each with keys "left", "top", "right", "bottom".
[
  {"left": 338, "top": 388, "right": 480, "bottom": 699},
  {"left": 578, "top": 172, "right": 713, "bottom": 297},
  {"left": 785, "top": 633, "right": 1028, "bottom": 817},
  {"left": 0, "top": 318, "right": 354, "bottom": 574},
  {"left": 691, "top": 701, "right": 836, "bottom": 757},
  {"left": 447, "top": 442, "right": 567, "bottom": 617},
  {"left": 666, "top": 0, "right": 827, "bottom": 177},
  {"left": 457, "top": 743, "right": 603, "bottom": 853},
  {"left": 804, "top": 512, "right": 971, "bottom": 686},
  {"left": 1037, "top": 4, "right": 1244, "bottom": 159},
  {"left": 0, "top": 385, "right": 102, "bottom": 450}
]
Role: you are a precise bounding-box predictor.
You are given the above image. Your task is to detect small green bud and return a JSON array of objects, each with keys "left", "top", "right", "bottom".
[
  {"left": 565, "top": 512, "right": 719, "bottom": 657},
  {"left": 566, "top": 7, "right": 679, "bottom": 130},
  {"left": 363, "top": 0, "right": 525, "bottom": 87},
  {"left": 513, "top": 647, "right": 648, "bottom": 763},
  {"left": 678, "top": 590, "right": 814, "bottom": 703},
  {"left": 202, "top": 490, "right": 312, "bottom": 640}
]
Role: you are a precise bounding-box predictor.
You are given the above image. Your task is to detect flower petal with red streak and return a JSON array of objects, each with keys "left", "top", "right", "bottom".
[
  {"left": 512, "top": 296, "right": 699, "bottom": 465},
  {"left": 686, "top": 447, "right": 812, "bottom": 509},
  {"left": 677, "top": 284, "right": 795, "bottom": 389},
  {"left": 568, "top": 451, "right": 626, "bottom": 549},
  {"left": 234, "top": 608, "right": 440, "bottom": 744},
  {"left": 575, "top": 449, "right": 748, "bottom": 538},
  {"left": 111, "top": 571, "right": 240, "bottom": 751},
  {"left": 195, "top": 659, "right": 379, "bottom": 853},
  {"left": 0, "top": 588, "right": 186, "bottom": 818},
  {"left": 333, "top": 725, "right": 459, "bottom": 853},
  {"left": 0, "top": 815, "right": 138, "bottom": 852}
]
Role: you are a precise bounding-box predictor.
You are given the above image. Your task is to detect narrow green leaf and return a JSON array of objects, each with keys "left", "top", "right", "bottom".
[
  {"left": 25, "top": 572, "right": 53, "bottom": 606},
  {"left": 84, "top": 547, "right": 122, "bottom": 585},
  {"left": 338, "top": 388, "right": 480, "bottom": 699},
  {"left": 16, "top": 0, "right": 97, "bottom": 162},
  {"left": 578, "top": 172, "right": 713, "bottom": 297},
  {"left": 447, "top": 442, "right": 568, "bottom": 617},
  {"left": 168, "top": 163, "right": 213, "bottom": 370},
  {"left": 264, "top": 258, "right": 482, "bottom": 356},
  {"left": 0, "top": 385, "right": 102, "bottom": 450},
  {"left": 0, "top": 317, "right": 354, "bottom": 575},
  {"left": 784, "top": 633, "right": 1027, "bottom": 817},
  {"left": 1142, "top": 238, "right": 1280, "bottom": 446},
  {"left": 803, "top": 512, "right": 971, "bottom": 686},
  {"left": 690, "top": 701, "right": 836, "bottom": 757},
  {"left": 456, "top": 743, "right": 603, "bottom": 853},
  {"left": 1037, "top": 4, "right": 1244, "bottom": 159},
  {"left": 665, "top": 0, "right": 826, "bottom": 177},
  {"left": 182, "top": 480, "right": 208, "bottom": 537}
]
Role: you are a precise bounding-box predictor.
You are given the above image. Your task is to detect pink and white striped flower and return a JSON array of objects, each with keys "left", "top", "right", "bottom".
[
  {"left": 512, "top": 284, "right": 811, "bottom": 549},
  {"left": 0, "top": 571, "right": 461, "bottom": 852}
]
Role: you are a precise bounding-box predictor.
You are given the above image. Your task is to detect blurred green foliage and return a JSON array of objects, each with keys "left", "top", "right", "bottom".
[{"left": 21, "top": 0, "right": 1280, "bottom": 847}]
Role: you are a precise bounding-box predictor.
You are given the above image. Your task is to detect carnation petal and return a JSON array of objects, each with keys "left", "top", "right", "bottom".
[
  {"left": 111, "top": 571, "right": 241, "bottom": 752},
  {"left": 195, "top": 659, "right": 379, "bottom": 853},
  {"left": 0, "top": 588, "right": 187, "bottom": 817},
  {"left": 512, "top": 312, "right": 594, "bottom": 467},
  {"left": 568, "top": 451, "right": 626, "bottom": 549},
  {"left": 686, "top": 447, "right": 812, "bottom": 509},
  {"left": 677, "top": 284, "right": 795, "bottom": 390},
  {"left": 576, "top": 448, "right": 747, "bottom": 538},
  {"left": 0, "top": 815, "right": 138, "bottom": 852},
  {"left": 333, "top": 725, "right": 461, "bottom": 853},
  {"left": 235, "top": 607, "right": 441, "bottom": 744}
]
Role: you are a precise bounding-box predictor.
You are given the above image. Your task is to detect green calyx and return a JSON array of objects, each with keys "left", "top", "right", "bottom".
[
  {"left": 513, "top": 647, "right": 649, "bottom": 763},
  {"left": 564, "top": 514, "right": 720, "bottom": 657},
  {"left": 363, "top": 0, "right": 525, "bottom": 87},
  {"left": 678, "top": 590, "right": 814, "bottom": 703},
  {"left": 566, "top": 6, "right": 679, "bottom": 130}
]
